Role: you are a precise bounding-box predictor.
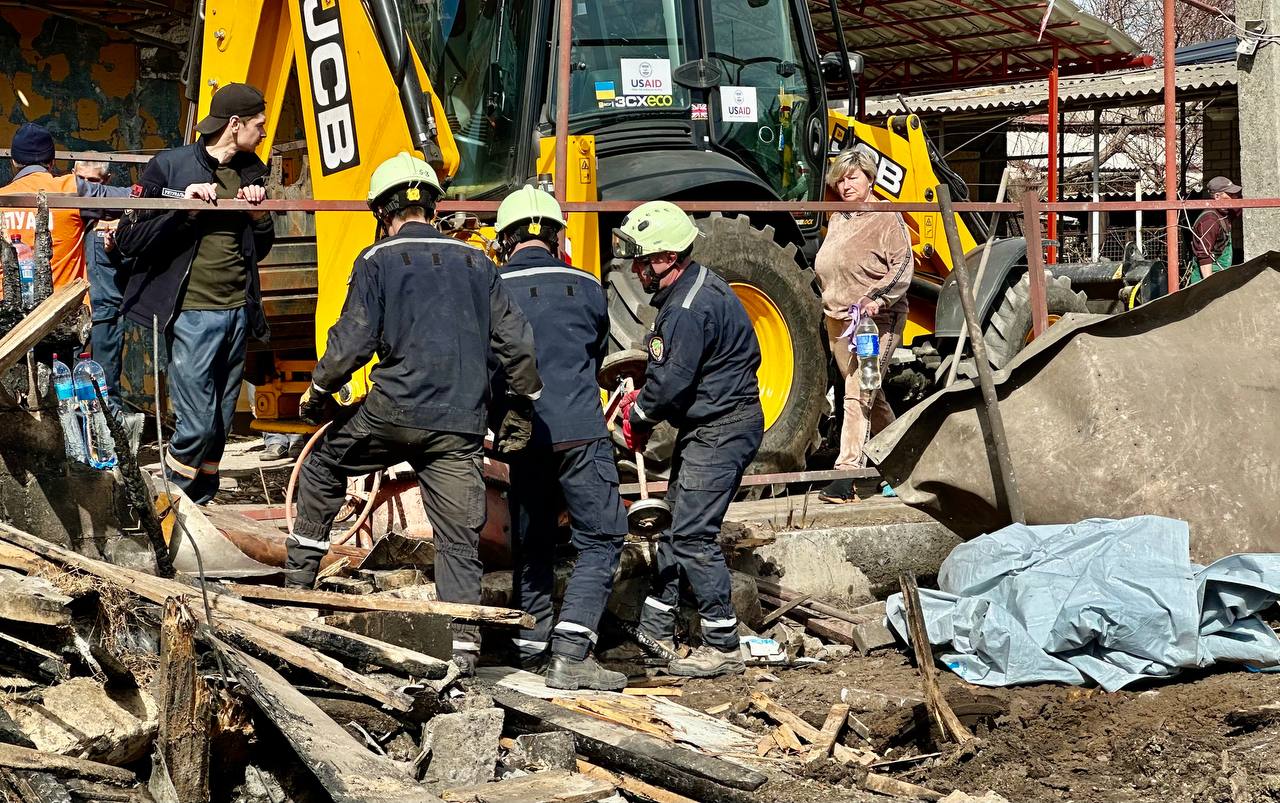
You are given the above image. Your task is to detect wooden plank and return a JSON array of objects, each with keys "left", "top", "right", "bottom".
[
  {"left": 215, "top": 617, "right": 413, "bottom": 712},
  {"left": 868, "top": 752, "right": 943, "bottom": 770},
  {"left": 863, "top": 772, "right": 943, "bottom": 801},
  {"left": 441, "top": 769, "right": 613, "bottom": 803},
  {"left": 704, "top": 703, "right": 731, "bottom": 716},
  {"left": 0, "top": 525, "right": 451, "bottom": 684},
  {"left": 221, "top": 582, "right": 534, "bottom": 627},
  {"left": 755, "top": 734, "right": 775, "bottom": 757},
  {"left": 621, "top": 687, "right": 682, "bottom": 697},
  {"left": 0, "top": 543, "right": 57, "bottom": 575},
  {"left": 758, "top": 592, "right": 812, "bottom": 629},
  {"left": 749, "top": 693, "right": 820, "bottom": 742},
  {"left": 575, "top": 760, "right": 700, "bottom": 803},
  {"left": 157, "top": 600, "right": 210, "bottom": 803},
  {"left": 0, "top": 279, "right": 87, "bottom": 375},
  {"left": 899, "top": 572, "right": 974, "bottom": 745},
  {"left": 773, "top": 723, "right": 803, "bottom": 753},
  {"left": 750, "top": 575, "right": 865, "bottom": 625},
  {"left": 0, "top": 743, "right": 136, "bottom": 786},
  {"left": 0, "top": 570, "right": 71, "bottom": 626},
  {"left": 805, "top": 704, "right": 850, "bottom": 763},
  {"left": 0, "top": 631, "right": 66, "bottom": 684},
  {"left": 491, "top": 687, "right": 766, "bottom": 802},
  {"left": 212, "top": 639, "right": 440, "bottom": 803},
  {"left": 750, "top": 693, "right": 865, "bottom": 764}
]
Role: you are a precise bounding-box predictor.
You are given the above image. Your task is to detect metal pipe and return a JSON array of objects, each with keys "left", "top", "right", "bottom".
[
  {"left": 1022, "top": 191, "right": 1050, "bottom": 338},
  {"left": 554, "top": 0, "right": 573, "bottom": 205},
  {"left": 1163, "top": 0, "right": 1179, "bottom": 293},
  {"left": 1047, "top": 48, "right": 1059, "bottom": 265},
  {"left": 1092, "top": 108, "right": 1101, "bottom": 261},
  {"left": 5, "top": 195, "right": 1279, "bottom": 215},
  {"left": 940, "top": 184, "right": 1025, "bottom": 525},
  {"left": 825, "top": 0, "right": 858, "bottom": 112},
  {"left": 1135, "top": 182, "right": 1144, "bottom": 252}
]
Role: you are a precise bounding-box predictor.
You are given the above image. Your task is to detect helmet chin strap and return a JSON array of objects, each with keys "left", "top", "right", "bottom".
[{"left": 640, "top": 259, "right": 676, "bottom": 293}]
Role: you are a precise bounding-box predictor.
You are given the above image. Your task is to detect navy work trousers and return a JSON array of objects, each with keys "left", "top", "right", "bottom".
[
  {"left": 508, "top": 438, "right": 628, "bottom": 661},
  {"left": 638, "top": 404, "right": 763, "bottom": 651}
]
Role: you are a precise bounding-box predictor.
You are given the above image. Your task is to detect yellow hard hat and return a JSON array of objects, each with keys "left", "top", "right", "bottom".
[
  {"left": 496, "top": 185, "right": 566, "bottom": 234},
  {"left": 367, "top": 152, "right": 443, "bottom": 211},
  {"left": 613, "top": 201, "right": 698, "bottom": 259}
]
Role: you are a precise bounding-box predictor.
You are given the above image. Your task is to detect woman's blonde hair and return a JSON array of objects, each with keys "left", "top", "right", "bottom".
[{"left": 826, "top": 146, "right": 878, "bottom": 189}]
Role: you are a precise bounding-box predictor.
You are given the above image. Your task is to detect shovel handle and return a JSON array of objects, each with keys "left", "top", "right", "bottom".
[{"left": 635, "top": 449, "right": 649, "bottom": 500}]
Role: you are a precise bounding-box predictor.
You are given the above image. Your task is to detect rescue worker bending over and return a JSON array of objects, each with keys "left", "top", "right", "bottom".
[
  {"left": 287, "top": 153, "right": 541, "bottom": 676},
  {"left": 496, "top": 187, "right": 629, "bottom": 691},
  {"left": 615, "top": 201, "right": 764, "bottom": 678}
]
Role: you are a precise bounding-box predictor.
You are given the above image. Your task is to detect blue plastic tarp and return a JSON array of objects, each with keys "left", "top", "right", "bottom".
[{"left": 885, "top": 516, "right": 1280, "bottom": 691}]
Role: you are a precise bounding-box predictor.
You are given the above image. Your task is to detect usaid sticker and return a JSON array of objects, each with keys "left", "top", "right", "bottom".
[
  {"left": 160, "top": 187, "right": 185, "bottom": 199},
  {"left": 621, "top": 58, "right": 671, "bottom": 96},
  {"left": 648, "top": 334, "right": 666, "bottom": 363},
  {"left": 720, "top": 86, "right": 757, "bottom": 123}
]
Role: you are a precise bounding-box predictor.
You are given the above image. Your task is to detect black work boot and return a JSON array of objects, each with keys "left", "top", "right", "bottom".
[
  {"left": 818, "top": 477, "right": 858, "bottom": 504},
  {"left": 545, "top": 655, "right": 628, "bottom": 691},
  {"left": 666, "top": 646, "right": 745, "bottom": 678}
]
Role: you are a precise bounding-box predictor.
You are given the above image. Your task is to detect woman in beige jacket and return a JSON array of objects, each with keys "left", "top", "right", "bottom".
[{"left": 813, "top": 147, "right": 913, "bottom": 503}]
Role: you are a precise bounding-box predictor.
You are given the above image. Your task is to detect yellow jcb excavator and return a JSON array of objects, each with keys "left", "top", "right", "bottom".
[{"left": 180, "top": 0, "right": 1072, "bottom": 474}]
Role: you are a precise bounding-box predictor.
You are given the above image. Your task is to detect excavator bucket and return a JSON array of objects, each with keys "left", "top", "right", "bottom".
[{"left": 865, "top": 252, "right": 1280, "bottom": 564}]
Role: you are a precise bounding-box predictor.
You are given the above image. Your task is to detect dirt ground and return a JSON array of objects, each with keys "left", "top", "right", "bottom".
[{"left": 680, "top": 649, "right": 1280, "bottom": 803}]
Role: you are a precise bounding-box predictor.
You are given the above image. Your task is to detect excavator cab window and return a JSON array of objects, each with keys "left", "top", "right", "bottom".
[
  {"left": 406, "top": 0, "right": 535, "bottom": 198},
  {"left": 553, "top": 0, "right": 693, "bottom": 120},
  {"left": 703, "top": 0, "right": 824, "bottom": 201}
]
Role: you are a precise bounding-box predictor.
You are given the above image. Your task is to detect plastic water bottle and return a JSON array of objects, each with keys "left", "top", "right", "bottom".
[
  {"left": 51, "top": 354, "right": 87, "bottom": 463},
  {"left": 856, "top": 314, "right": 881, "bottom": 392},
  {"left": 72, "top": 353, "right": 117, "bottom": 469},
  {"left": 12, "top": 235, "right": 34, "bottom": 308}
]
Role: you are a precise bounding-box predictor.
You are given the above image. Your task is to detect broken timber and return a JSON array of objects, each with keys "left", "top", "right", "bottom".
[
  {"left": 221, "top": 582, "right": 534, "bottom": 628},
  {"left": 899, "top": 572, "right": 974, "bottom": 744},
  {"left": 575, "top": 760, "right": 700, "bottom": 803},
  {"left": 212, "top": 639, "right": 442, "bottom": 803},
  {"left": 0, "top": 630, "right": 67, "bottom": 684},
  {"left": 0, "top": 743, "right": 136, "bottom": 786},
  {"left": 0, "top": 524, "right": 451, "bottom": 689},
  {"left": 863, "top": 772, "right": 944, "bottom": 800},
  {"left": 749, "top": 693, "right": 871, "bottom": 764},
  {"left": 441, "top": 769, "right": 613, "bottom": 803},
  {"left": 805, "top": 703, "right": 850, "bottom": 763},
  {"left": 157, "top": 600, "right": 211, "bottom": 803},
  {"left": 490, "top": 686, "right": 766, "bottom": 803},
  {"left": 0, "top": 279, "right": 87, "bottom": 375}
]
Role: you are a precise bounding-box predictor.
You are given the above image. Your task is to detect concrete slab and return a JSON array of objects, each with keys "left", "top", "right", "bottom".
[{"left": 725, "top": 492, "right": 961, "bottom": 604}]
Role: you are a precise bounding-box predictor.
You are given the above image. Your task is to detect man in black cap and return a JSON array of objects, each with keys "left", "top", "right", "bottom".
[
  {"left": 0, "top": 122, "right": 132, "bottom": 290},
  {"left": 1189, "top": 176, "right": 1242, "bottom": 285},
  {"left": 116, "top": 83, "right": 274, "bottom": 504}
]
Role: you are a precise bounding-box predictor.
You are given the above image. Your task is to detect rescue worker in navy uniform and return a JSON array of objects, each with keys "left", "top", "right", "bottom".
[
  {"left": 495, "top": 187, "right": 629, "bottom": 691},
  {"left": 287, "top": 153, "right": 541, "bottom": 676},
  {"left": 615, "top": 201, "right": 763, "bottom": 678}
]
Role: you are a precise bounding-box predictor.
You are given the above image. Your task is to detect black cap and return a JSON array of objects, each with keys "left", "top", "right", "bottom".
[
  {"left": 195, "top": 83, "right": 266, "bottom": 136},
  {"left": 11, "top": 123, "right": 54, "bottom": 165}
]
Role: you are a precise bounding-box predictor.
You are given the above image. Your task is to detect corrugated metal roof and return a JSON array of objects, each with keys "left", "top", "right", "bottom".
[
  {"left": 810, "top": 0, "right": 1146, "bottom": 93},
  {"left": 1175, "top": 37, "right": 1238, "bottom": 65},
  {"left": 863, "top": 60, "right": 1236, "bottom": 116}
]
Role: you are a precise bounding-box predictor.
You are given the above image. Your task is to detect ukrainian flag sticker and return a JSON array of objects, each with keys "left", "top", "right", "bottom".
[{"left": 595, "top": 81, "right": 616, "bottom": 101}]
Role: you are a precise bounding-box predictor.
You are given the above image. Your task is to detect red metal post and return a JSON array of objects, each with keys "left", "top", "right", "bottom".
[
  {"left": 1046, "top": 48, "right": 1059, "bottom": 266},
  {"left": 1022, "top": 191, "right": 1049, "bottom": 338},
  {"left": 554, "top": 0, "right": 572, "bottom": 205},
  {"left": 1163, "top": 0, "right": 1179, "bottom": 292}
]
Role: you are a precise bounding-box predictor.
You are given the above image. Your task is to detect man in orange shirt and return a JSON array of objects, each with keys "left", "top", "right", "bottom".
[{"left": 0, "top": 123, "right": 131, "bottom": 289}]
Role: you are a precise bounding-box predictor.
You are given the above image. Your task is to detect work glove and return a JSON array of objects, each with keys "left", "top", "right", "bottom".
[
  {"left": 618, "top": 390, "right": 649, "bottom": 453},
  {"left": 494, "top": 395, "right": 535, "bottom": 457},
  {"left": 299, "top": 384, "right": 334, "bottom": 426}
]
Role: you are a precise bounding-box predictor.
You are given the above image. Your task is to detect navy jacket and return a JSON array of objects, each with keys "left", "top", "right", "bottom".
[
  {"left": 629, "top": 262, "right": 761, "bottom": 431},
  {"left": 313, "top": 221, "right": 542, "bottom": 435},
  {"left": 499, "top": 246, "right": 610, "bottom": 447},
  {"left": 116, "top": 142, "right": 274, "bottom": 339}
]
